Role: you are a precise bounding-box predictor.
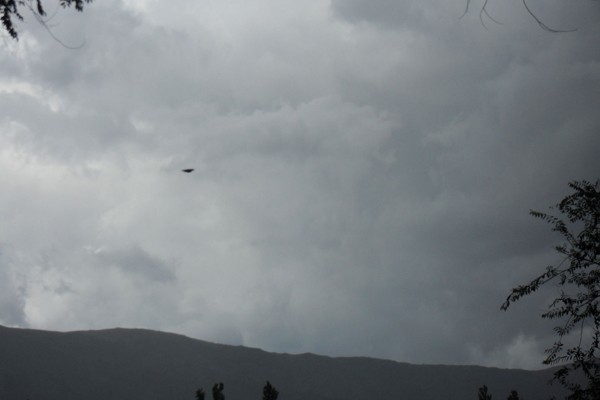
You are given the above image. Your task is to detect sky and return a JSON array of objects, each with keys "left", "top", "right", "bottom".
[{"left": 0, "top": 0, "right": 599, "bottom": 370}]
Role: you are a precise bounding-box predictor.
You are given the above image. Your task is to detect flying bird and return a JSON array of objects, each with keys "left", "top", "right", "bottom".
[{"left": 181, "top": 169, "right": 194, "bottom": 173}]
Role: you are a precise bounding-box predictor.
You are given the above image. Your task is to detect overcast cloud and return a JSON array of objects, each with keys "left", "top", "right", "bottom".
[{"left": 1, "top": 0, "right": 599, "bottom": 369}]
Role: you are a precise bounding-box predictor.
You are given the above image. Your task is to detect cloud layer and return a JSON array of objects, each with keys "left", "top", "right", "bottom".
[{"left": 1, "top": 0, "right": 599, "bottom": 369}]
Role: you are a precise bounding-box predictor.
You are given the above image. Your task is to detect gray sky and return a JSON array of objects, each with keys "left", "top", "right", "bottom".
[{"left": 1, "top": 0, "right": 599, "bottom": 369}]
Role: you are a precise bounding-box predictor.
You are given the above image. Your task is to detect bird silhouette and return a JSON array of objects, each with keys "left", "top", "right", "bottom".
[{"left": 182, "top": 169, "right": 194, "bottom": 173}]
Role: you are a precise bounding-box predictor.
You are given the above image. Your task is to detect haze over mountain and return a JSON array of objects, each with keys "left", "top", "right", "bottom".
[{"left": 0, "top": 325, "right": 567, "bottom": 400}]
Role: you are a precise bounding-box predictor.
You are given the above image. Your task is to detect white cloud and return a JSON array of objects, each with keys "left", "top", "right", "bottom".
[{"left": 469, "top": 334, "right": 547, "bottom": 370}]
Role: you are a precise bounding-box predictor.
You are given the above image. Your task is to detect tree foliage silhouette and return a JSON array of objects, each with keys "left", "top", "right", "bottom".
[
  {"left": 478, "top": 385, "right": 492, "bottom": 400},
  {"left": 1, "top": 0, "right": 92, "bottom": 40},
  {"left": 507, "top": 390, "right": 520, "bottom": 400},
  {"left": 195, "top": 388, "right": 205, "bottom": 400},
  {"left": 262, "top": 381, "right": 279, "bottom": 400},
  {"left": 502, "top": 179, "right": 600, "bottom": 400},
  {"left": 212, "top": 383, "right": 225, "bottom": 400}
]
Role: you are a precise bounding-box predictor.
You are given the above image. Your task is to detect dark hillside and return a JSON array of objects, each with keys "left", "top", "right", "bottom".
[{"left": 0, "top": 325, "right": 566, "bottom": 400}]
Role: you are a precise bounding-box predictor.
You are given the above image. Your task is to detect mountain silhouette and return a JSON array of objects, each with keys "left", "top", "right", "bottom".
[{"left": 0, "top": 325, "right": 567, "bottom": 400}]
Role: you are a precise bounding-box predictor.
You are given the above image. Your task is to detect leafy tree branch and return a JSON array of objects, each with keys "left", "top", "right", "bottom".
[
  {"left": 1, "top": 0, "right": 92, "bottom": 40},
  {"left": 502, "top": 179, "right": 600, "bottom": 400}
]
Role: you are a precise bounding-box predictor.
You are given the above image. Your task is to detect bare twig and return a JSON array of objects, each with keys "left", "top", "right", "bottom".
[
  {"left": 24, "top": 0, "right": 86, "bottom": 49},
  {"left": 462, "top": 0, "right": 577, "bottom": 33},
  {"left": 522, "top": 0, "right": 577, "bottom": 33}
]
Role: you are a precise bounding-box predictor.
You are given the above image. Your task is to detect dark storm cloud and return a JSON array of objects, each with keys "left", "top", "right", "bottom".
[{"left": 326, "top": 0, "right": 600, "bottom": 366}]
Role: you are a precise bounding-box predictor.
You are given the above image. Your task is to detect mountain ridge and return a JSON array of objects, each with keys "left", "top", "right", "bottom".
[{"left": 0, "top": 325, "right": 566, "bottom": 400}]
